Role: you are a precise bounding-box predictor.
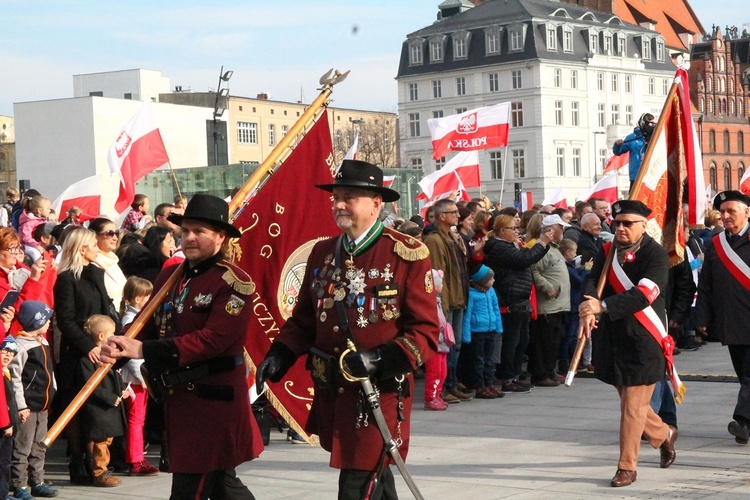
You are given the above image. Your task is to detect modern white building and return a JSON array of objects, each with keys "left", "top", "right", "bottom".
[{"left": 397, "top": 0, "right": 677, "bottom": 206}]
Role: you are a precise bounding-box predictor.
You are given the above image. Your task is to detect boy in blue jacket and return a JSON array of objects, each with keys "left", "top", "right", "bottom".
[{"left": 463, "top": 266, "right": 504, "bottom": 399}]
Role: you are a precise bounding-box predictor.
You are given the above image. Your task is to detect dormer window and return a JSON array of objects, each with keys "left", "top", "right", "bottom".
[
  {"left": 485, "top": 25, "right": 503, "bottom": 55},
  {"left": 508, "top": 23, "right": 527, "bottom": 52},
  {"left": 589, "top": 30, "right": 598, "bottom": 53},
  {"left": 655, "top": 40, "right": 664, "bottom": 61},
  {"left": 602, "top": 31, "right": 613, "bottom": 54},
  {"left": 639, "top": 36, "right": 651, "bottom": 60},
  {"left": 617, "top": 34, "right": 626, "bottom": 56},
  {"left": 453, "top": 30, "right": 471, "bottom": 60},
  {"left": 409, "top": 38, "right": 424, "bottom": 66},
  {"left": 429, "top": 35, "right": 446, "bottom": 63},
  {"left": 562, "top": 27, "right": 573, "bottom": 52},
  {"left": 546, "top": 24, "right": 557, "bottom": 51}
]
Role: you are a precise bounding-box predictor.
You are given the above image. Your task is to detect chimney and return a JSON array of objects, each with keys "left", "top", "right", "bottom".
[{"left": 257, "top": 93, "right": 269, "bottom": 100}]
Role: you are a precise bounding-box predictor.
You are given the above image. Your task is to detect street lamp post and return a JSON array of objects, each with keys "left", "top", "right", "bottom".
[{"left": 212, "top": 66, "right": 233, "bottom": 166}]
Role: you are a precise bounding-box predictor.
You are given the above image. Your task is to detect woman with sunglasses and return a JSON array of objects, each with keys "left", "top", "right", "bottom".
[
  {"left": 88, "top": 218, "right": 127, "bottom": 310},
  {"left": 483, "top": 215, "right": 553, "bottom": 394}
]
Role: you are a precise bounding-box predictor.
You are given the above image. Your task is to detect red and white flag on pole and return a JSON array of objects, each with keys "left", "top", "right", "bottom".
[
  {"left": 675, "top": 64, "right": 707, "bottom": 225},
  {"left": 428, "top": 103, "right": 510, "bottom": 160},
  {"left": 740, "top": 169, "right": 750, "bottom": 195},
  {"left": 418, "top": 151, "right": 480, "bottom": 199},
  {"left": 603, "top": 151, "right": 629, "bottom": 174},
  {"left": 52, "top": 176, "right": 105, "bottom": 221},
  {"left": 542, "top": 187, "right": 568, "bottom": 209},
  {"left": 107, "top": 102, "right": 170, "bottom": 213},
  {"left": 382, "top": 175, "right": 396, "bottom": 188},
  {"left": 520, "top": 192, "right": 533, "bottom": 212},
  {"left": 580, "top": 174, "right": 619, "bottom": 203},
  {"left": 333, "top": 128, "right": 360, "bottom": 176}
]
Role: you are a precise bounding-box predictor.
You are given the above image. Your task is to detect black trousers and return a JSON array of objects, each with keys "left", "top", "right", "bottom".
[
  {"left": 170, "top": 468, "right": 254, "bottom": 500},
  {"left": 338, "top": 467, "right": 397, "bottom": 500},
  {"left": 729, "top": 345, "right": 750, "bottom": 424},
  {"left": 528, "top": 312, "right": 566, "bottom": 382},
  {"left": 0, "top": 433, "right": 12, "bottom": 498}
]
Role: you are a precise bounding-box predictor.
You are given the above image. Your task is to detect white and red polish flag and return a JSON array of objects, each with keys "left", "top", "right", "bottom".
[
  {"left": 603, "top": 151, "right": 630, "bottom": 174},
  {"left": 428, "top": 103, "right": 510, "bottom": 160},
  {"left": 107, "top": 102, "right": 170, "bottom": 213},
  {"left": 542, "top": 187, "right": 568, "bottom": 209},
  {"left": 418, "top": 151, "right": 481, "bottom": 199},
  {"left": 580, "top": 174, "right": 619, "bottom": 203},
  {"left": 740, "top": 169, "right": 750, "bottom": 195},
  {"left": 333, "top": 128, "right": 360, "bottom": 176},
  {"left": 383, "top": 175, "right": 396, "bottom": 188},
  {"left": 520, "top": 192, "right": 533, "bottom": 211},
  {"left": 52, "top": 176, "right": 105, "bottom": 221}
]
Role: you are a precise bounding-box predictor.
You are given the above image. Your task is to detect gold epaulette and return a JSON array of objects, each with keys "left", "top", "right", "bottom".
[
  {"left": 218, "top": 261, "right": 256, "bottom": 295},
  {"left": 382, "top": 229, "right": 429, "bottom": 262}
]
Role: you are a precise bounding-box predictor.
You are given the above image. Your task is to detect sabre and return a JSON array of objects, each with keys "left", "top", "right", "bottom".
[{"left": 339, "top": 339, "right": 425, "bottom": 500}]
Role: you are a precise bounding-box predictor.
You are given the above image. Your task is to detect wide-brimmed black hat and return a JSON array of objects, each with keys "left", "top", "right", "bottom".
[
  {"left": 167, "top": 194, "right": 241, "bottom": 238},
  {"left": 713, "top": 190, "right": 750, "bottom": 209},
  {"left": 316, "top": 159, "right": 400, "bottom": 202},
  {"left": 611, "top": 200, "right": 652, "bottom": 218}
]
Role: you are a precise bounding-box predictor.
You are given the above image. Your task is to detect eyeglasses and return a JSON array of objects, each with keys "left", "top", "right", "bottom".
[
  {"left": 502, "top": 226, "right": 519, "bottom": 231},
  {"left": 611, "top": 219, "right": 647, "bottom": 229},
  {"left": 441, "top": 210, "right": 460, "bottom": 215},
  {"left": 97, "top": 230, "right": 120, "bottom": 238},
  {"left": 1, "top": 245, "right": 23, "bottom": 255}
]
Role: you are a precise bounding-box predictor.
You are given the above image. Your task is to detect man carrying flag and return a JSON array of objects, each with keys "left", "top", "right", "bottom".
[
  {"left": 695, "top": 191, "right": 750, "bottom": 445},
  {"left": 256, "top": 159, "right": 439, "bottom": 499}
]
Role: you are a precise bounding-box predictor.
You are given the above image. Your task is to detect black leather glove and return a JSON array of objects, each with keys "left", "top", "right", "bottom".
[
  {"left": 342, "top": 348, "right": 383, "bottom": 379},
  {"left": 255, "top": 355, "right": 282, "bottom": 393}
]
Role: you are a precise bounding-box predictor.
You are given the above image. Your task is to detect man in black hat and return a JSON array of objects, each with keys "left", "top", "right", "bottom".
[
  {"left": 579, "top": 199, "right": 676, "bottom": 487},
  {"left": 101, "top": 193, "right": 261, "bottom": 500},
  {"left": 696, "top": 190, "right": 750, "bottom": 444},
  {"left": 255, "top": 159, "right": 439, "bottom": 499}
]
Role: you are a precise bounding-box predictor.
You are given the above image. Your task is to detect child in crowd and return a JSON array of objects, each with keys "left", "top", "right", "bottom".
[
  {"left": 559, "top": 239, "right": 591, "bottom": 374},
  {"left": 463, "top": 265, "right": 503, "bottom": 399},
  {"left": 9, "top": 301, "right": 58, "bottom": 499},
  {"left": 0, "top": 336, "right": 19, "bottom": 500},
  {"left": 119, "top": 277, "right": 159, "bottom": 476},
  {"left": 423, "top": 270, "right": 454, "bottom": 410},
  {"left": 120, "top": 194, "right": 152, "bottom": 232},
  {"left": 77, "top": 315, "right": 129, "bottom": 488},
  {"left": 18, "top": 196, "right": 51, "bottom": 250}
]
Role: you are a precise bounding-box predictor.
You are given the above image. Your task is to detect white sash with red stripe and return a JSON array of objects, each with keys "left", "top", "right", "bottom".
[
  {"left": 606, "top": 248, "right": 685, "bottom": 403},
  {"left": 713, "top": 232, "right": 750, "bottom": 292}
]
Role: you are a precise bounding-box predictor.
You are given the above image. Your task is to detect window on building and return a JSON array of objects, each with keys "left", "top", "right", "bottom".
[
  {"left": 556, "top": 147, "right": 565, "bottom": 176},
  {"left": 89, "top": 91, "right": 103, "bottom": 97},
  {"left": 408, "top": 113, "right": 420, "bottom": 137},
  {"left": 699, "top": 97, "right": 705, "bottom": 113},
  {"left": 739, "top": 99, "right": 744, "bottom": 116},
  {"left": 124, "top": 93, "right": 132, "bottom": 100},
  {"left": 486, "top": 29, "right": 500, "bottom": 55},
  {"left": 409, "top": 83, "right": 418, "bottom": 101},
  {"left": 617, "top": 35, "right": 626, "bottom": 56},
  {"left": 511, "top": 102, "right": 524, "bottom": 127},
  {"left": 707, "top": 77, "right": 713, "bottom": 92},
  {"left": 739, "top": 131, "right": 745, "bottom": 153},
  {"left": 572, "top": 148, "right": 581, "bottom": 177},
  {"left": 724, "top": 162, "right": 732, "bottom": 189},
  {"left": 555, "top": 101, "right": 563, "bottom": 125},
  {"left": 641, "top": 37, "right": 650, "bottom": 60},
  {"left": 432, "top": 110, "right": 444, "bottom": 119},
  {"left": 513, "top": 149, "right": 525, "bottom": 178},
  {"left": 510, "top": 28, "right": 523, "bottom": 51},
  {"left": 709, "top": 163, "right": 717, "bottom": 192},
  {"left": 571, "top": 101, "right": 580, "bottom": 126},
  {"left": 626, "top": 105, "right": 633, "bottom": 125},
  {"left": 411, "top": 158, "right": 422, "bottom": 169},
  {"left": 281, "top": 125, "right": 288, "bottom": 137},
  {"left": 597, "top": 72, "right": 604, "bottom": 91},
  {"left": 547, "top": 26, "right": 557, "bottom": 50},
  {"left": 554, "top": 68, "right": 562, "bottom": 88},
  {"left": 489, "top": 73, "right": 499, "bottom": 92},
  {"left": 589, "top": 32, "right": 598, "bottom": 53},
  {"left": 237, "top": 122, "right": 257, "bottom": 144},
  {"left": 430, "top": 38, "right": 444, "bottom": 62},
  {"left": 709, "top": 129, "right": 716, "bottom": 152},
  {"left": 409, "top": 40, "right": 423, "bottom": 65},
  {"left": 731, "top": 99, "right": 736, "bottom": 115},
  {"left": 563, "top": 29, "right": 573, "bottom": 52},
  {"left": 724, "top": 130, "right": 731, "bottom": 153},
  {"left": 490, "top": 151, "right": 503, "bottom": 179},
  {"left": 453, "top": 32, "right": 470, "bottom": 59},
  {"left": 611, "top": 73, "right": 618, "bottom": 93},
  {"left": 455, "top": 107, "right": 467, "bottom": 114},
  {"left": 648, "top": 77, "right": 655, "bottom": 95},
  {"left": 599, "top": 148, "right": 608, "bottom": 170},
  {"left": 268, "top": 124, "right": 275, "bottom": 146},
  {"left": 603, "top": 33, "right": 612, "bottom": 54},
  {"left": 739, "top": 163, "right": 746, "bottom": 187},
  {"left": 611, "top": 104, "right": 620, "bottom": 125},
  {"left": 662, "top": 79, "right": 669, "bottom": 95},
  {"left": 598, "top": 103, "right": 606, "bottom": 128},
  {"left": 512, "top": 70, "right": 522, "bottom": 89},
  {"left": 729, "top": 78, "right": 735, "bottom": 94},
  {"left": 571, "top": 70, "right": 578, "bottom": 89},
  {"left": 436, "top": 157, "right": 446, "bottom": 169},
  {"left": 0, "top": 153, "right": 5, "bottom": 172},
  {"left": 656, "top": 41, "right": 664, "bottom": 61},
  {"left": 456, "top": 77, "right": 466, "bottom": 96},
  {"left": 432, "top": 80, "right": 442, "bottom": 98},
  {"left": 625, "top": 74, "right": 632, "bottom": 93},
  {"left": 708, "top": 99, "right": 714, "bottom": 114}
]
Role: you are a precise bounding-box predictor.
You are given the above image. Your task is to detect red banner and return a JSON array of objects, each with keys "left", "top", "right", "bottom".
[{"left": 230, "top": 114, "right": 339, "bottom": 439}]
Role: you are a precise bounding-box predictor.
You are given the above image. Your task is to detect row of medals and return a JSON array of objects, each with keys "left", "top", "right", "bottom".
[{"left": 311, "top": 254, "right": 399, "bottom": 329}]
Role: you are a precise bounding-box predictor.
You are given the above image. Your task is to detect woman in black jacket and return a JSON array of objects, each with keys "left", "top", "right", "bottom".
[
  {"left": 483, "top": 215, "right": 551, "bottom": 393},
  {"left": 53, "top": 227, "right": 119, "bottom": 485}
]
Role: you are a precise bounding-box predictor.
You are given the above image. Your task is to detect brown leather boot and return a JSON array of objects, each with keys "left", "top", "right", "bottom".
[{"left": 92, "top": 471, "right": 121, "bottom": 487}]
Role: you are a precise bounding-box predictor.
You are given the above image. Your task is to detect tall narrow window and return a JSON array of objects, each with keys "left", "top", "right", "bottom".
[
  {"left": 512, "top": 70, "right": 522, "bottom": 89},
  {"left": 555, "top": 101, "right": 563, "bottom": 125},
  {"left": 432, "top": 80, "right": 442, "bottom": 98},
  {"left": 570, "top": 70, "right": 578, "bottom": 89},
  {"left": 598, "top": 103, "right": 605, "bottom": 128},
  {"left": 408, "top": 113, "right": 420, "bottom": 137},
  {"left": 571, "top": 101, "right": 580, "bottom": 126},
  {"left": 408, "top": 83, "right": 418, "bottom": 101},
  {"left": 572, "top": 148, "right": 581, "bottom": 176},
  {"left": 554, "top": 68, "right": 562, "bottom": 88},
  {"left": 489, "top": 73, "right": 499, "bottom": 92},
  {"left": 490, "top": 151, "right": 503, "bottom": 179},
  {"left": 556, "top": 147, "right": 565, "bottom": 176},
  {"left": 511, "top": 102, "right": 524, "bottom": 127},
  {"left": 513, "top": 149, "right": 525, "bottom": 178},
  {"left": 268, "top": 124, "right": 275, "bottom": 146},
  {"left": 456, "top": 77, "right": 466, "bottom": 96}
]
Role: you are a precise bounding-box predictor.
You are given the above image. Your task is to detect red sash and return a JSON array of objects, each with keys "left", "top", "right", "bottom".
[
  {"left": 604, "top": 245, "right": 685, "bottom": 403},
  {"left": 712, "top": 232, "right": 750, "bottom": 292}
]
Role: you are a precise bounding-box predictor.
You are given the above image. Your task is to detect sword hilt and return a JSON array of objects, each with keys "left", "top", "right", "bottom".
[{"left": 339, "top": 338, "right": 368, "bottom": 383}]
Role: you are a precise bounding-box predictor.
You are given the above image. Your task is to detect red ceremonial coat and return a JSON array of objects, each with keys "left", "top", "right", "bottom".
[
  {"left": 140, "top": 255, "right": 263, "bottom": 473},
  {"left": 275, "top": 227, "right": 439, "bottom": 470}
]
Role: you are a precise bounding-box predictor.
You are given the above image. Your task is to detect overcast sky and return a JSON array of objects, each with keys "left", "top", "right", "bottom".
[{"left": 0, "top": 0, "right": 747, "bottom": 117}]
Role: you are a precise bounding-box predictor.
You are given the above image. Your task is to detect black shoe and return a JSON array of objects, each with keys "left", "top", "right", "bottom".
[
  {"left": 729, "top": 420, "right": 749, "bottom": 444},
  {"left": 501, "top": 381, "right": 531, "bottom": 394}
]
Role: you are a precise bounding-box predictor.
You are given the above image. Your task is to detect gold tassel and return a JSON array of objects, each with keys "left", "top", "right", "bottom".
[
  {"left": 382, "top": 232, "right": 429, "bottom": 261},
  {"left": 675, "top": 383, "right": 687, "bottom": 405},
  {"left": 220, "top": 268, "right": 256, "bottom": 295}
]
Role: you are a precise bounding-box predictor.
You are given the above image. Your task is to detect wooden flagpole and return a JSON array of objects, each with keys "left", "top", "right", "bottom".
[
  {"left": 42, "top": 68, "right": 350, "bottom": 448},
  {"left": 565, "top": 82, "right": 680, "bottom": 386}
]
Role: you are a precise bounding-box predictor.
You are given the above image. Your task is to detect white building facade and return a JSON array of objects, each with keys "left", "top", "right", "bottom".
[{"left": 397, "top": 0, "right": 676, "bottom": 206}]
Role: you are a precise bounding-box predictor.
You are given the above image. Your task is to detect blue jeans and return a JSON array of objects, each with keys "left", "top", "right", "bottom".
[
  {"left": 445, "top": 308, "right": 464, "bottom": 390},
  {"left": 650, "top": 379, "right": 677, "bottom": 427},
  {"left": 472, "top": 332, "right": 496, "bottom": 389}
]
